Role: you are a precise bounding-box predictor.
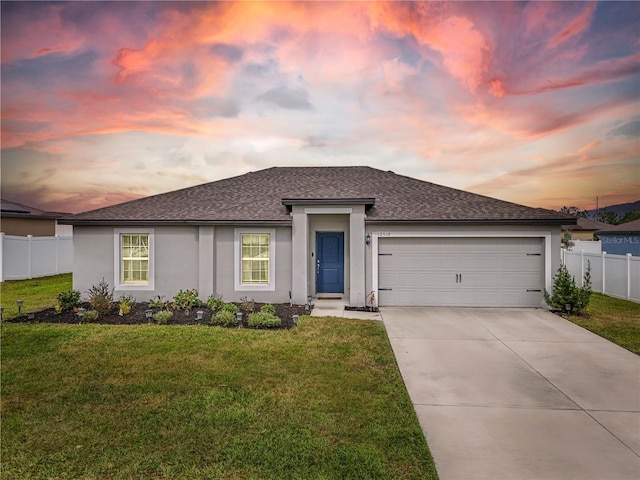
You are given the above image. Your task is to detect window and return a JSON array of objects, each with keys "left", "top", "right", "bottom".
[
  {"left": 121, "top": 234, "right": 149, "bottom": 283},
  {"left": 242, "top": 234, "right": 270, "bottom": 284},
  {"left": 114, "top": 228, "right": 154, "bottom": 291},
  {"left": 234, "top": 228, "right": 276, "bottom": 291}
]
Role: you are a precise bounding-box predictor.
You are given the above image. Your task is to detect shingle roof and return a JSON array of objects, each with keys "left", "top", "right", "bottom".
[
  {"left": 61, "top": 166, "right": 573, "bottom": 226},
  {"left": 562, "top": 217, "right": 611, "bottom": 231},
  {"left": 1, "top": 198, "right": 69, "bottom": 219},
  {"left": 595, "top": 219, "right": 640, "bottom": 234}
]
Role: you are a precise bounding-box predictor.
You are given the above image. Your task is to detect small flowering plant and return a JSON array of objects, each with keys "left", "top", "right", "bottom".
[
  {"left": 172, "top": 289, "right": 201, "bottom": 312},
  {"left": 149, "top": 295, "right": 171, "bottom": 310},
  {"left": 118, "top": 295, "right": 136, "bottom": 316}
]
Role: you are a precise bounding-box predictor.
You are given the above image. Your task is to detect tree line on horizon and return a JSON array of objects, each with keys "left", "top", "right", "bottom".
[{"left": 559, "top": 206, "right": 640, "bottom": 225}]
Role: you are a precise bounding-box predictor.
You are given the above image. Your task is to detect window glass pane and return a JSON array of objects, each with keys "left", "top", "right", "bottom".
[
  {"left": 121, "top": 234, "right": 150, "bottom": 284},
  {"left": 240, "top": 234, "right": 270, "bottom": 284}
]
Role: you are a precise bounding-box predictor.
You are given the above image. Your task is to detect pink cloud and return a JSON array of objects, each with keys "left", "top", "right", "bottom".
[
  {"left": 578, "top": 141, "right": 602, "bottom": 155},
  {"left": 369, "top": 3, "right": 492, "bottom": 94},
  {"left": 2, "top": 2, "right": 638, "bottom": 213},
  {"left": 498, "top": 53, "right": 640, "bottom": 97},
  {"left": 488, "top": 78, "right": 506, "bottom": 98},
  {"left": 424, "top": 16, "right": 490, "bottom": 94},
  {"left": 467, "top": 139, "right": 639, "bottom": 210},
  {"left": 113, "top": 40, "right": 165, "bottom": 84},
  {"left": 548, "top": 2, "right": 596, "bottom": 49},
  {"left": 1, "top": 4, "right": 84, "bottom": 62}
]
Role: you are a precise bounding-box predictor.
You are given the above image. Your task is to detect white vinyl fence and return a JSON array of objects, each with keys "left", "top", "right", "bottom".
[
  {"left": 0, "top": 234, "right": 73, "bottom": 282},
  {"left": 563, "top": 250, "right": 640, "bottom": 303}
]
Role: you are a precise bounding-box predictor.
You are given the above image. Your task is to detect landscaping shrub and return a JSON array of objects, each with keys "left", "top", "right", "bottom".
[
  {"left": 56, "top": 290, "right": 81, "bottom": 311},
  {"left": 545, "top": 262, "right": 592, "bottom": 315},
  {"left": 247, "top": 311, "right": 281, "bottom": 328},
  {"left": 153, "top": 310, "right": 173, "bottom": 324},
  {"left": 239, "top": 296, "right": 255, "bottom": 312},
  {"left": 260, "top": 304, "right": 276, "bottom": 315},
  {"left": 221, "top": 303, "right": 239, "bottom": 315},
  {"left": 87, "top": 279, "right": 114, "bottom": 315},
  {"left": 173, "top": 289, "right": 201, "bottom": 310},
  {"left": 206, "top": 294, "right": 225, "bottom": 312},
  {"left": 83, "top": 310, "right": 99, "bottom": 322},
  {"left": 211, "top": 310, "right": 238, "bottom": 327}
]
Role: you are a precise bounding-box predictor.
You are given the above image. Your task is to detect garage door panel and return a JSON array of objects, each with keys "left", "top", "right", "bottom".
[
  {"left": 380, "top": 253, "right": 458, "bottom": 269},
  {"left": 454, "top": 270, "right": 541, "bottom": 288},
  {"left": 380, "top": 271, "right": 457, "bottom": 287},
  {"left": 378, "top": 237, "right": 543, "bottom": 307},
  {"left": 379, "top": 288, "right": 460, "bottom": 306}
]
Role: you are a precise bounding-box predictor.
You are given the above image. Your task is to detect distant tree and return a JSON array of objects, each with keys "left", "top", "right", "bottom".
[
  {"left": 559, "top": 206, "right": 587, "bottom": 217},
  {"left": 595, "top": 208, "right": 619, "bottom": 225},
  {"left": 618, "top": 210, "right": 640, "bottom": 224}
]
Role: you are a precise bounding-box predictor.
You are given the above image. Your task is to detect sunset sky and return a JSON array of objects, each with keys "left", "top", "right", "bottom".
[{"left": 1, "top": 1, "right": 638, "bottom": 214}]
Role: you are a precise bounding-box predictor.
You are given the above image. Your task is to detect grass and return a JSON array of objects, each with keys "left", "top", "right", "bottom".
[
  {"left": 1, "top": 319, "right": 438, "bottom": 479},
  {"left": 1, "top": 273, "right": 72, "bottom": 319},
  {"left": 566, "top": 292, "right": 640, "bottom": 355}
]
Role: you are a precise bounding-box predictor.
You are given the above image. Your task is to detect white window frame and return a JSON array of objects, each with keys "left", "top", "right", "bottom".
[
  {"left": 234, "top": 228, "right": 276, "bottom": 291},
  {"left": 114, "top": 228, "right": 155, "bottom": 291}
]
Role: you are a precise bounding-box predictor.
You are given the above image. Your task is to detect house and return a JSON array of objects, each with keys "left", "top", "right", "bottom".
[
  {"left": 561, "top": 217, "right": 610, "bottom": 242},
  {"left": 1, "top": 199, "right": 72, "bottom": 237},
  {"left": 595, "top": 219, "right": 640, "bottom": 256},
  {"left": 60, "top": 167, "right": 574, "bottom": 308}
]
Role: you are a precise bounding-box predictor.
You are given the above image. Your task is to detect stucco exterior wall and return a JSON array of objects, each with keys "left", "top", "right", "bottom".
[
  {"left": 215, "top": 226, "right": 292, "bottom": 303},
  {"left": 153, "top": 226, "right": 199, "bottom": 298},
  {"left": 73, "top": 226, "right": 199, "bottom": 301},
  {"left": 290, "top": 204, "right": 366, "bottom": 305},
  {"left": 73, "top": 225, "right": 292, "bottom": 304},
  {"left": 73, "top": 222, "right": 562, "bottom": 308},
  {"left": 73, "top": 226, "right": 116, "bottom": 297}
]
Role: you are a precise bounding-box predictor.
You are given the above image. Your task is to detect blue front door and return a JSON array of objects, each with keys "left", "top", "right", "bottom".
[{"left": 316, "top": 232, "right": 344, "bottom": 294}]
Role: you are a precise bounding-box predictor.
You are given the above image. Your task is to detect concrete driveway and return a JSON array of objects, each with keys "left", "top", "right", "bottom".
[{"left": 382, "top": 307, "right": 640, "bottom": 480}]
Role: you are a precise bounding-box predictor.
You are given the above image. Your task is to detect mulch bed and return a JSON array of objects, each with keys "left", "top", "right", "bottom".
[
  {"left": 344, "top": 306, "right": 379, "bottom": 312},
  {"left": 7, "top": 302, "right": 310, "bottom": 329}
]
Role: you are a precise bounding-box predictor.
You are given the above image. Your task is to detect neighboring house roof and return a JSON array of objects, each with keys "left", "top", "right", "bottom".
[
  {"left": 60, "top": 166, "right": 574, "bottom": 226},
  {"left": 1, "top": 198, "right": 69, "bottom": 220},
  {"left": 562, "top": 217, "right": 610, "bottom": 232},
  {"left": 595, "top": 219, "right": 640, "bottom": 235}
]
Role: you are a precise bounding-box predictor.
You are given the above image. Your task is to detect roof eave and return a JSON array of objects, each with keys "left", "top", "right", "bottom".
[
  {"left": 1, "top": 212, "right": 64, "bottom": 220},
  {"left": 282, "top": 198, "right": 376, "bottom": 207},
  {"left": 365, "top": 218, "right": 569, "bottom": 226},
  {"left": 59, "top": 219, "right": 292, "bottom": 227}
]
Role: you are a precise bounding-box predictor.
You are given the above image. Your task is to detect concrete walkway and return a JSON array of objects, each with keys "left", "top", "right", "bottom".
[
  {"left": 310, "top": 299, "right": 382, "bottom": 320},
  {"left": 382, "top": 307, "right": 640, "bottom": 480}
]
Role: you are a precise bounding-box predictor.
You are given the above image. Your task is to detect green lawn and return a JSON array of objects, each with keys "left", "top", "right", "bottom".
[
  {"left": 1, "top": 319, "right": 438, "bottom": 480},
  {"left": 5, "top": 276, "right": 635, "bottom": 478},
  {"left": 1, "top": 273, "right": 72, "bottom": 319},
  {"left": 566, "top": 292, "right": 640, "bottom": 355}
]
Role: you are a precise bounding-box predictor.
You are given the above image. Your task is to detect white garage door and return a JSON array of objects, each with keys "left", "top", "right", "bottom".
[{"left": 378, "top": 237, "right": 544, "bottom": 307}]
